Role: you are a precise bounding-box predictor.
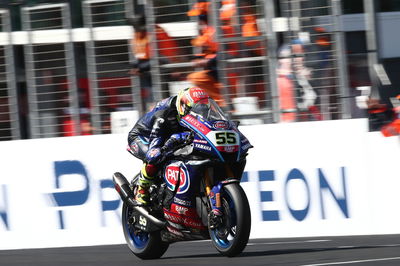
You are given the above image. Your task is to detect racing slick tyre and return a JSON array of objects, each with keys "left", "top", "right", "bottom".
[
  {"left": 122, "top": 203, "right": 169, "bottom": 259},
  {"left": 209, "top": 183, "right": 251, "bottom": 257}
]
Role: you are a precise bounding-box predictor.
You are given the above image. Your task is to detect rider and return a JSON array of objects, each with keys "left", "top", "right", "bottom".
[{"left": 128, "top": 87, "right": 210, "bottom": 205}]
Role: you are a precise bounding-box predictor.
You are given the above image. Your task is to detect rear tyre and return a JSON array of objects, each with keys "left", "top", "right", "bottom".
[
  {"left": 122, "top": 203, "right": 169, "bottom": 259},
  {"left": 209, "top": 183, "right": 251, "bottom": 257}
]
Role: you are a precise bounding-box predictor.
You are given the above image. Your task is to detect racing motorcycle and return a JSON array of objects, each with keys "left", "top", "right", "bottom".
[{"left": 113, "top": 99, "right": 253, "bottom": 259}]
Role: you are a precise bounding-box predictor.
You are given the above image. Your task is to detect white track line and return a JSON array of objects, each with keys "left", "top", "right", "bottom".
[
  {"left": 301, "top": 256, "right": 400, "bottom": 266},
  {"left": 247, "top": 239, "right": 331, "bottom": 246}
]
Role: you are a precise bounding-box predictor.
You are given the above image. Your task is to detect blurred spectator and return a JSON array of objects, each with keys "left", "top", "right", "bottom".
[
  {"left": 219, "top": 0, "right": 240, "bottom": 99},
  {"left": 367, "top": 96, "right": 400, "bottom": 136},
  {"left": 62, "top": 111, "right": 93, "bottom": 137},
  {"left": 220, "top": 0, "right": 239, "bottom": 57},
  {"left": 37, "top": 70, "right": 59, "bottom": 136},
  {"left": 277, "top": 51, "right": 296, "bottom": 122},
  {"left": 277, "top": 38, "right": 320, "bottom": 122},
  {"left": 241, "top": 1, "right": 264, "bottom": 57},
  {"left": 57, "top": 77, "right": 94, "bottom": 136},
  {"left": 292, "top": 39, "right": 321, "bottom": 121},
  {"left": 186, "top": 1, "right": 225, "bottom": 106},
  {"left": 186, "top": 0, "right": 269, "bottom": 108},
  {"left": 311, "top": 27, "right": 336, "bottom": 119},
  {"left": 239, "top": 1, "right": 266, "bottom": 106},
  {"left": 128, "top": 14, "right": 180, "bottom": 111},
  {"left": 314, "top": 27, "right": 331, "bottom": 70}
]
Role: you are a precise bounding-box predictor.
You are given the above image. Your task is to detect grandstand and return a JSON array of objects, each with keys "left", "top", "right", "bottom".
[{"left": 0, "top": 0, "right": 399, "bottom": 140}]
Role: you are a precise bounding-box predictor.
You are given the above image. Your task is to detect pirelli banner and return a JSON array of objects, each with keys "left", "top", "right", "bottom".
[{"left": 0, "top": 119, "right": 400, "bottom": 250}]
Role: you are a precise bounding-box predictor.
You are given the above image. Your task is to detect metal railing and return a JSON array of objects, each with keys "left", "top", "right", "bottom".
[
  {"left": 22, "top": 3, "right": 79, "bottom": 138},
  {"left": 0, "top": 9, "right": 19, "bottom": 141},
  {"left": 142, "top": 0, "right": 349, "bottom": 124},
  {"left": 0, "top": 0, "right": 353, "bottom": 141},
  {"left": 279, "top": 0, "right": 350, "bottom": 121},
  {"left": 83, "top": 0, "right": 139, "bottom": 135}
]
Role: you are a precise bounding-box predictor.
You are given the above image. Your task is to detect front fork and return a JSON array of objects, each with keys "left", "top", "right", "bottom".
[
  {"left": 204, "top": 169, "right": 222, "bottom": 215},
  {"left": 204, "top": 166, "right": 240, "bottom": 229}
]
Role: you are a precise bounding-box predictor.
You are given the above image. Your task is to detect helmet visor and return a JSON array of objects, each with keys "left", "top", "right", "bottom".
[{"left": 190, "top": 99, "right": 227, "bottom": 121}]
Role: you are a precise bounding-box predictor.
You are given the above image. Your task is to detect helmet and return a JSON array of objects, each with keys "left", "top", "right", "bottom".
[{"left": 176, "top": 87, "right": 210, "bottom": 117}]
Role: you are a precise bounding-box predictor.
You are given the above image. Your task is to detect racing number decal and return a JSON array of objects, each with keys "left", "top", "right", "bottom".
[
  {"left": 215, "top": 132, "right": 237, "bottom": 145},
  {"left": 139, "top": 216, "right": 147, "bottom": 226},
  {"left": 205, "top": 130, "right": 239, "bottom": 153}
]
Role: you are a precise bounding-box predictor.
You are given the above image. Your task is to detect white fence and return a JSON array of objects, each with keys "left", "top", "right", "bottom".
[{"left": 0, "top": 118, "right": 399, "bottom": 249}]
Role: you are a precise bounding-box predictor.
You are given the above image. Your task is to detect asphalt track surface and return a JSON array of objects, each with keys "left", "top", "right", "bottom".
[{"left": 2, "top": 235, "right": 400, "bottom": 266}]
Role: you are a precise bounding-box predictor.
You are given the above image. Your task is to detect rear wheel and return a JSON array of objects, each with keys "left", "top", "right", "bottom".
[
  {"left": 209, "top": 183, "right": 251, "bottom": 257},
  {"left": 122, "top": 203, "right": 169, "bottom": 259}
]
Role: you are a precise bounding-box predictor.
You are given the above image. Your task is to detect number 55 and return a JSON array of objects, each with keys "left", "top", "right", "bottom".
[{"left": 215, "top": 132, "right": 237, "bottom": 145}]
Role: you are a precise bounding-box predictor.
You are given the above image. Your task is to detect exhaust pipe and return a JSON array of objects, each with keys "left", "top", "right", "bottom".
[{"left": 113, "top": 172, "right": 166, "bottom": 228}]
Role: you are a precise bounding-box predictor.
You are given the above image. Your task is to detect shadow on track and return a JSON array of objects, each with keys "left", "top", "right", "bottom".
[{"left": 162, "top": 244, "right": 390, "bottom": 260}]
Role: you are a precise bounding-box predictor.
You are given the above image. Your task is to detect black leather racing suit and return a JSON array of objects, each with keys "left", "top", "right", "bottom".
[{"left": 127, "top": 96, "right": 186, "bottom": 165}]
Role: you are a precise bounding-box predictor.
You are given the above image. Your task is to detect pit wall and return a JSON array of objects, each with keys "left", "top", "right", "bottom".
[{"left": 0, "top": 119, "right": 399, "bottom": 250}]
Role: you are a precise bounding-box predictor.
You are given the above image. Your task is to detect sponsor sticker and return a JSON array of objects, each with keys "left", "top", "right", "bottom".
[
  {"left": 223, "top": 145, "right": 237, "bottom": 153},
  {"left": 172, "top": 204, "right": 189, "bottom": 215},
  {"left": 173, "top": 197, "right": 192, "bottom": 206},
  {"left": 164, "top": 165, "right": 190, "bottom": 194},
  {"left": 194, "top": 138, "right": 208, "bottom": 144},
  {"left": 194, "top": 143, "right": 212, "bottom": 151},
  {"left": 213, "top": 121, "right": 229, "bottom": 129},
  {"left": 183, "top": 115, "right": 210, "bottom": 135}
]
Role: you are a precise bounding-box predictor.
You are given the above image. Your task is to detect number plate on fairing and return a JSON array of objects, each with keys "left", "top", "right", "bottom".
[{"left": 206, "top": 130, "right": 240, "bottom": 152}]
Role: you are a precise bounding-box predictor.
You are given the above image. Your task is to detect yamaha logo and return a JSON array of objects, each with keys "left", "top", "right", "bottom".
[{"left": 195, "top": 143, "right": 212, "bottom": 151}]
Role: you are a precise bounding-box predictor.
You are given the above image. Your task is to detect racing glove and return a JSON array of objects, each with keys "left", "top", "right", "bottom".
[{"left": 162, "top": 132, "right": 193, "bottom": 154}]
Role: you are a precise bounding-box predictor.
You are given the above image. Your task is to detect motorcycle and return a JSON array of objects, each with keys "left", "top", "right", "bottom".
[{"left": 113, "top": 99, "right": 253, "bottom": 259}]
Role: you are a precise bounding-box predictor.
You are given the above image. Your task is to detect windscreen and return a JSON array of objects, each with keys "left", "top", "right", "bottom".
[{"left": 190, "top": 99, "right": 228, "bottom": 121}]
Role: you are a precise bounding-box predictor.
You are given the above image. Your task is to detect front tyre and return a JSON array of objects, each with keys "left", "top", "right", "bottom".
[
  {"left": 122, "top": 203, "right": 169, "bottom": 259},
  {"left": 209, "top": 183, "right": 251, "bottom": 257}
]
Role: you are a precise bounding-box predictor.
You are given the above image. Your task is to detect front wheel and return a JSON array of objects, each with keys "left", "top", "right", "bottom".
[
  {"left": 209, "top": 183, "right": 251, "bottom": 257},
  {"left": 122, "top": 203, "right": 169, "bottom": 259}
]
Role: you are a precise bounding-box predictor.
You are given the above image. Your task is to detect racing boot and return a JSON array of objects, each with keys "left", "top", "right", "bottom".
[{"left": 134, "top": 164, "right": 156, "bottom": 206}]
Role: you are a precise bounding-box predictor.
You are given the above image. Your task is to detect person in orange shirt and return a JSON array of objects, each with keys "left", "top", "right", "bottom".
[
  {"left": 186, "top": 1, "right": 226, "bottom": 106},
  {"left": 128, "top": 14, "right": 180, "bottom": 111},
  {"left": 277, "top": 37, "right": 321, "bottom": 122},
  {"left": 237, "top": 1, "right": 267, "bottom": 106},
  {"left": 277, "top": 64, "right": 297, "bottom": 122},
  {"left": 241, "top": 1, "right": 264, "bottom": 57},
  {"left": 219, "top": 0, "right": 239, "bottom": 52},
  {"left": 219, "top": 0, "right": 240, "bottom": 99}
]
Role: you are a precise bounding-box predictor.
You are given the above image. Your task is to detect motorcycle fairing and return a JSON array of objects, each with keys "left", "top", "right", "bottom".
[
  {"left": 239, "top": 131, "right": 253, "bottom": 154},
  {"left": 162, "top": 160, "right": 208, "bottom": 232},
  {"left": 163, "top": 203, "right": 206, "bottom": 230},
  {"left": 163, "top": 159, "right": 210, "bottom": 203},
  {"left": 163, "top": 161, "right": 190, "bottom": 195},
  {"left": 180, "top": 114, "right": 242, "bottom": 162}
]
